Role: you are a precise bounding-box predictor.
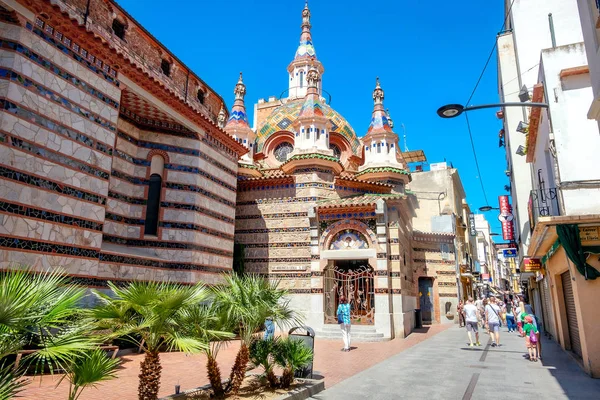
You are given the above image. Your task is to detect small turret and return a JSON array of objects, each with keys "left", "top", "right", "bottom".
[{"left": 224, "top": 72, "right": 255, "bottom": 164}]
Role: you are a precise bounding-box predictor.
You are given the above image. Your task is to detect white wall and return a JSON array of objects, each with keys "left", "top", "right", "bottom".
[
  {"left": 576, "top": 0, "right": 600, "bottom": 119},
  {"left": 537, "top": 43, "right": 600, "bottom": 215}
]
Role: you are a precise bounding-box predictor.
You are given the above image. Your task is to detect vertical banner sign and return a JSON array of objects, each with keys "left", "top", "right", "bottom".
[
  {"left": 468, "top": 213, "right": 477, "bottom": 236},
  {"left": 498, "top": 195, "right": 515, "bottom": 241}
]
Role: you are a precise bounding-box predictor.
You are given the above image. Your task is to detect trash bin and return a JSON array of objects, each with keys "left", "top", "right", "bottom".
[
  {"left": 288, "top": 326, "right": 315, "bottom": 379},
  {"left": 415, "top": 309, "right": 422, "bottom": 329}
]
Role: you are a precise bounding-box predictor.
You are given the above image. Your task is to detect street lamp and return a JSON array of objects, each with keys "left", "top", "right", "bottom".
[
  {"left": 478, "top": 206, "right": 499, "bottom": 212},
  {"left": 436, "top": 102, "right": 548, "bottom": 119}
]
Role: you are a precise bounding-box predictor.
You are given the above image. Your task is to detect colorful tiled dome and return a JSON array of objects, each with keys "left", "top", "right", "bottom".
[{"left": 256, "top": 98, "right": 361, "bottom": 154}]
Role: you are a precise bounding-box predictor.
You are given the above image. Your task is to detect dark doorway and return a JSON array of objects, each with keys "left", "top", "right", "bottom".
[
  {"left": 144, "top": 174, "right": 162, "bottom": 235},
  {"left": 418, "top": 277, "right": 434, "bottom": 323}
]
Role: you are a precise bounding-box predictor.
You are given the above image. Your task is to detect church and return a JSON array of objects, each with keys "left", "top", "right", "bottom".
[{"left": 0, "top": 0, "right": 465, "bottom": 339}]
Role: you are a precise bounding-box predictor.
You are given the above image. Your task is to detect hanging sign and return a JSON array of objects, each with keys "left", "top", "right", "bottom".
[
  {"left": 468, "top": 213, "right": 477, "bottom": 236},
  {"left": 498, "top": 195, "right": 515, "bottom": 241},
  {"left": 502, "top": 248, "right": 518, "bottom": 258},
  {"left": 522, "top": 258, "right": 542, "bottom": 272}
]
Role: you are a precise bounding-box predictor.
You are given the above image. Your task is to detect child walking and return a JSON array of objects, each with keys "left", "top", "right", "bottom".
[{"left": 523, "top": 315, "right": 540, "bottom": 362}]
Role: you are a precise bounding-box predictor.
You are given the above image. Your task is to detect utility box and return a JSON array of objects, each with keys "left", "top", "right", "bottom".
[{"left": 288, "top": 326, "right": 315, "bottom": 379}]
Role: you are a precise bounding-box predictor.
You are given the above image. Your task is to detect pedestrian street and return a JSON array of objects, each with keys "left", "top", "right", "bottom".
[{"left": 311, "top": 326, "right": 600, "bottom": 400}]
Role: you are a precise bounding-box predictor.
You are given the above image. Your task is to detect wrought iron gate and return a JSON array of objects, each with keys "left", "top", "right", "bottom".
[{"left": 324, "top": 264, "right": 375, "bottom": 325}]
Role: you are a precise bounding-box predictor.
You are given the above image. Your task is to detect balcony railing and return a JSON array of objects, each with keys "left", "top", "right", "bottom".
[{"left": 528, "top": 188, "right": 560, "bottom": 231}]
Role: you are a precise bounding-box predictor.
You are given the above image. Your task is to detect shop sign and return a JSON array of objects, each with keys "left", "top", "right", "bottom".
[
  {"left": 468, "top": 213, "right": 477, "bottom": 236},
  {"left": 522, "top": 258, "right": 542, "bottom": 272},
  {"left": 579, "top": 226, "right": 600, "bottom": 243},
  {"left": 498, "top": 195, "right": 515, "bottom": 241},
  {"left": 481, "top": 273, "right": 490, "bottom": 281},
  {"left": 502, "top": 248, "right": 518, "bottom": 258}
]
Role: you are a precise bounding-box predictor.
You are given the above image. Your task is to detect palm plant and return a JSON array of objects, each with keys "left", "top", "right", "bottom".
[
  {"left": 273, "top": 338, "right": 313, "bottom": 389},
  {"left": 60, "top": 349, "right": 120, "bottom": 400},
  {"left": 0, "top": 361, "right": 27, "bottom": 399},
  {"left": 0, "top": 268, "right": 96, "bottom": 392},
  {"left": 211, "top": 274, "right": 299, "bottom": 394},
  {"left": 91, "top": 281, "right": 209, "bottom": 400},
  {"left": 179, "top": 303, "right": 234, "bottom": 398},
  {"left": 249, "top": 338, "right": 279, "bottom": 389}
]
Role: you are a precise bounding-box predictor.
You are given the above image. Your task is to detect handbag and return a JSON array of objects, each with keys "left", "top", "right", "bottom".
[{"left": 337, "top": 313, "right": 344, "bottom": 324}]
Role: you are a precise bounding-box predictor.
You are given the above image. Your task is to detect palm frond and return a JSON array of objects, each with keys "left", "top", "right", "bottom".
[{"left": 0, "top": 361, "right": 28, "bottom": 399}]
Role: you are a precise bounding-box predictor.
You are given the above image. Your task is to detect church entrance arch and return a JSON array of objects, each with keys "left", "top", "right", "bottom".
[{"left": 324, "top": 260, "right": 375, "bottom": 325}]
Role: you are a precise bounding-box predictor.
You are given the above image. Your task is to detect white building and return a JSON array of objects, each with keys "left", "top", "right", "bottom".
[
  {"left": 575, "top": 1, "right": 600, "bottom": 123},
  {"left": 497, "top": 0, "right": 583, "bottom": 265}
]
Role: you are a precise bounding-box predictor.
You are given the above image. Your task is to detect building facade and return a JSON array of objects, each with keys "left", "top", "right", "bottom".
[
  {"left": 576, "top": 0, "right": 600, "bottom": 123},
  {"left": 0, "top": 0, "right": 246, "bottom": 286}
]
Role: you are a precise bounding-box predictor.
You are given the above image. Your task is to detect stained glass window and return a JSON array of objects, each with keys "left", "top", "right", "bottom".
[
  {"left": 274, "top": 142, "right": 293, "bottom": 162},
  {"left": 330, "top": 143, "right": 341, "bottom": 159}
]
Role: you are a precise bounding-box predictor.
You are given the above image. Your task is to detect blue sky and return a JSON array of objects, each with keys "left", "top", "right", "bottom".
[{"left": 119, "top": 0, "right": 506, "bottom": 233}]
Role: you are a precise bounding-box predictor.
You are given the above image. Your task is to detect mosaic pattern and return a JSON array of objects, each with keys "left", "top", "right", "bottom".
[
  {"left": 243, "top": 242, "right": 310, "bottom": 248},
  {"left": 165, "top": 181, "right": 235, "bottom": 208},
  {"left": 298, "top": 94, "right": 324, "bottom": 118},
  {"left": 319, "top": 211, "right": 377, "bottom": 220},
  {"left": 237, "top": 196, "right": 318, "bottom": 206},
  {"left": 256, "top": 99, "right": 361, "bottom": 154},
  {"left": 319, "top": 219, "right": 377, "bottom": 249},
  {"left": 0, "top": 236, "right": 99, "bottom": 258},
  {"left": 99, "top": 253, "right": 230, "bottom": 274},
  {"left": 161, "top": 202, "right": 234, "bottom": 224},
  {"left": 0, "top": 68, "right": 116, "bottom": 132},
  {"left": 0, "top": 165, "right": 106, "bottom": 205},
  {"left": 240, "top": 182, "right": 334, "bottom": 192},
  {"left": 118, "top": 131, "right": 236, "bottom": 177},
  {"left": 329, "top": 230, "right": 368, "bottom": 250},
  {"left": 236, "top": 212, "right": 308, "bottom": 220},
  {"left": 367, "top": 110, "right": 393, "bottom": 135},
  {"left": 0, "top": 40, "right": 119, "bottom": 108},
  {"left": 160, "top": 221, "right": 235, "bottom": 241},
  {"left": 109, "top": 190, "right": 146, "bottom": 205},
  {"left": 0, "top": 201, "right": 103, "bottom": 231},
  {"left": 120, "top": 90, "right": 194, "bottom": 134},
  {"left": 102, "top": 235, "right": 233, "bottom": 257},
  {"left": 245, "top": 258, "right": 311, "bottom": 263},
  {"left": 28, "top": 18, "right": 119, "bottom": 84},
  {"left": 235, "top": 227, "right": 309, "bottom": 234},
  {"left": 295, "top": 38, "right": 316, "bottom": 59},
  {"left": 105, "top": 212, "right": 144, "bottom": 226},
  {"left": 2, "top": 100, "right": 113, "bottom": 156},
  {"left": 0, "top": 132, "right": 110, "bottom": 180},
  {"left": 227, "top": 109, "right": 249, "bottom": 126}
]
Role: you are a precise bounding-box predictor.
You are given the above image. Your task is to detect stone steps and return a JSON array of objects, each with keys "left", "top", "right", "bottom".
[{"left": 314, "top": 324, "right": 389, "bottom": 342}]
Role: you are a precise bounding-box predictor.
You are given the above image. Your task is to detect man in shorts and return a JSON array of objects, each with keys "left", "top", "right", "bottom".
[
  {"left": 463, "top": 297, "right": 481, "bottom": 347},
  {"left": 485, "top": 296, "right": 502, "bottom": 347}
]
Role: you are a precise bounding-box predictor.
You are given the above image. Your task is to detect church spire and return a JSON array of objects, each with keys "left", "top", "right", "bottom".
[
  {"left": 367, "top": 77, "right": 393, "bottom": 135},
  {"left": 225, "top": 72, "right": 254, "bottom": 163},
  {"left": 294, "top": 1, "right": 316, "bottom": 60},
  {"left": 225, "top": 72, "right": 249, "bottom": 129},
  {"left": 287, "top": 1, "right": 323, "bottom": 99}
]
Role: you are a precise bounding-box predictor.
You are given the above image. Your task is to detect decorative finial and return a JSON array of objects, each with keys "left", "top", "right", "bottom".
[
  {"left": 373, "top": 77, "right": 384, "bottom": 105},
  {"left": 234, "top": 72, "right": 246, "bottom": 100},
  {"left": 386, "top": 108, "right": 394, "bottom": 129},
  {"left": 217, "top": 105, "right": 226, "bottom": 128},
  {"left": 302, "top": 0, "right": 311, "bottom": 30}
]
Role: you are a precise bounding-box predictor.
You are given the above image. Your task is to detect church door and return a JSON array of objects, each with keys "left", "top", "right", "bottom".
[{"left": 324, "top": 260, "right": 374, "bottom": 325}]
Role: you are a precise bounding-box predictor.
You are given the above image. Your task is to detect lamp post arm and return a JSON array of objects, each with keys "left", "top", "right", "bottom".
[{"left": 464, "top": 102, "right": 548, "bottom": 113}]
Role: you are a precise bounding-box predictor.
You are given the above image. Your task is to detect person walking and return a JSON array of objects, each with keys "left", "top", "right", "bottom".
[
  {"left": 481, "top": 298, "right": 489, "bottom": 334},
  {"left": 504, "top": 300, "right": 516, "bottom": 333},
  {"left": 337, "top": 295, "right": 351, "bottom": 352},
  {"left": 523, "top": 315, "right": 540, "bottom": 362},
  {"left": 463, "top": 297, "right": 481, "bottom": 347},
  {"left": 523, "top": 299, "right": 542, "bottom": 359},
  {"left": 457, "top": 300, "right": 465, "bottom": 327},
  {"left": 485, "top": 296, "right": 502, "bottom": 347}
]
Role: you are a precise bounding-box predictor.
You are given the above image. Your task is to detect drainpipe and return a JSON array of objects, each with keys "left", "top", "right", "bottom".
[
  {"left": 548, "top": 13, "right": 557, "bottom": 48},
  {"left": 184, "top": 69, "right": 190, "bottom": 103},
  {"left": 83, "top": 0, "right": 91, "bottom": 26}
]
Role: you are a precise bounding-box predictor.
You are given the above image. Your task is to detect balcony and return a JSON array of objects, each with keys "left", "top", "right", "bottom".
[{"left": 528, "top": 188, "right": 560, "bottom": 231}]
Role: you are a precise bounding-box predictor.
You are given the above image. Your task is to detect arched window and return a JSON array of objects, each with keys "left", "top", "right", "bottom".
[
  {"left": 144, "top": 174, "right": 162, "bottom": 235},
  {"left": 330, "top": 143, "right": 341, "bottom": 159},
  {"left": 299, "top": 70, "right": 304, "bottom": 88},
  {"left": 274, "top": 142, "right": 293, "bottom": 162}
]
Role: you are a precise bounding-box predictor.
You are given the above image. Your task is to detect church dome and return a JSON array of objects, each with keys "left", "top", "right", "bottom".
[{"left": 255, "top": 98, "right": 361, "bottom": 155}]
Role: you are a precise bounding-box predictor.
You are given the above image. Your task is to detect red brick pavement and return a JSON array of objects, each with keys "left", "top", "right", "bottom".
[{"left": 20, "top": 325, "right": 450, "bottom": 399}]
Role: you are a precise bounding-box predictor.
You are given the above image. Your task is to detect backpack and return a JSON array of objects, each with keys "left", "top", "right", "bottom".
[{"left": 529, "top": 329, "right": 538, "bottom": 344}]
